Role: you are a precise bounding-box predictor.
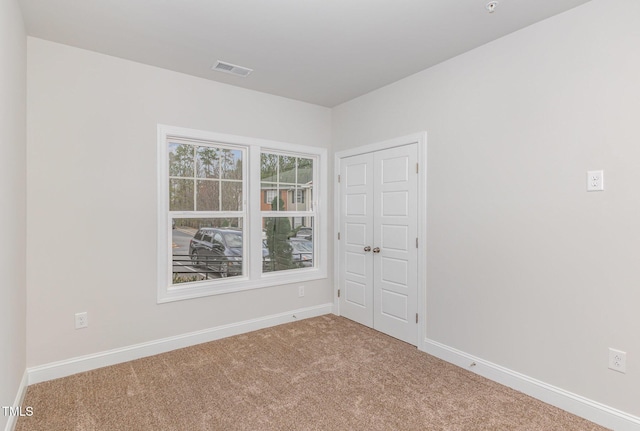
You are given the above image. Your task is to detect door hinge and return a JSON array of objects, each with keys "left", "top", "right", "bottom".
[
  {"left": 338, "top": 289, "right": 341, "bottom": 298},
  {"left": 338, "top": 174, "right": 341, "bottom": 183},
  {"left": 338, "top": 232, "right": 341, "bottom": 240},
  {"left": 416, "top": 237, "right": 418, "bottom": 248},
  {"left": 416, "top": 163, "right": 419, "bottom": 174},
  {"left": 416, "top": 313, "right": 419, "bottom": 324}
]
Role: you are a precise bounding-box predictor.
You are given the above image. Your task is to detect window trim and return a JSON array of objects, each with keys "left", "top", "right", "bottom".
[{"left": 157, "top": 124, "right": 327, "bottom": 303}]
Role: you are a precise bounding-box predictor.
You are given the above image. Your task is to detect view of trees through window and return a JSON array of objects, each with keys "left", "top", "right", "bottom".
[
  {"left": 168, "top": 142, "right": 315, "bottom": 285},
  {"left": 169, "top": 142, "right": 243, "bottom": 212},
  {"left": 169, "top": 141, "right": 244, "bottom": 284}
]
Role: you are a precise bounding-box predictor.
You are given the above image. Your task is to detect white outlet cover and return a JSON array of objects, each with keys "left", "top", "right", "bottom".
[
  {"left": 587, "top": 170, "right": 604, "bottom": 192},
  {"left": 75, "top": 312, "right": 88, "bottom": 329},
  {"left": 608, "top": 348, "right": 626, "bottom": 373}
]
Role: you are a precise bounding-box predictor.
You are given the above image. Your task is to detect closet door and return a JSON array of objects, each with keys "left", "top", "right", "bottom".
[
  {"left": 339, "top": 153, "right": 374, "bottom": 327},
  {"left": 338, "top": 143, "right": 418, "bottom": 345},
  {"left": 372, "top": 144, "right": 418, "bottom": 345}
]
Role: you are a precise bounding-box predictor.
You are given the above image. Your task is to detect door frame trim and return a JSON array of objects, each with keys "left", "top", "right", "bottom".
[{"left": 333, "top": 132, "right": 427, "bottom": 350}]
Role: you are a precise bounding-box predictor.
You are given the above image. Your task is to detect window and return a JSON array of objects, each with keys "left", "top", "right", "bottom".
[
  {"left": 261, "top": 152, "right": 315, "bottom": 274},
  {"left": 168, "top": 139, "right": 245, "bottom": 284},
  {"left": 158, "top": 125, "right": 326, "bottom": 302},
  {"left": 291, "top": 189, "right": 305, "bottom": 204}
]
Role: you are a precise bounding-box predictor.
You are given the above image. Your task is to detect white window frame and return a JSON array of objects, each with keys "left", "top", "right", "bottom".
[{"left": 157, "top": 124, "right": 327, "bottom": 303}]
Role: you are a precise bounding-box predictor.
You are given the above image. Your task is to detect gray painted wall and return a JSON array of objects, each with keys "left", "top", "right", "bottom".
[
  {"left": 333, "top": 0, "right": 640, "bottom": 416},
  {"left": 0, "top": 0, "right": 27, "bottom": 429},
  {"left": 26, "top": 38, "right": 333, "bottom": 367}
]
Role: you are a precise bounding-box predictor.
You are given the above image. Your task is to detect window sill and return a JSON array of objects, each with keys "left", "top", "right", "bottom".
[{"left": 158, "top": 268, "right": 327, "bottom": 303}]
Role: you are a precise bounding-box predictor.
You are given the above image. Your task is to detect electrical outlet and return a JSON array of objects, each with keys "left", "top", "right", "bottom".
[
  {"left": 587, "top": 170, "right": 604, "bottom": 192},
  {"left": 75, "top": 312, "right": 88, "bottom": 329},
  {"left": 298, "top": 286, "right": 305, "bottom": 297},
  {"left": 608, "top": 348, "right": 626, "bottom": 373}
]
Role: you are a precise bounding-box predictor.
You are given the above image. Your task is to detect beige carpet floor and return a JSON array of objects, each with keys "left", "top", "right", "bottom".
[{"left": 17, "top": 315, "right": 609, "bottom": 431}]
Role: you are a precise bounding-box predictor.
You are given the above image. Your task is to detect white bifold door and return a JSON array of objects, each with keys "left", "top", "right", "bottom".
[{"left": 339, "top": 143, "right": 418, "bottom": 345}]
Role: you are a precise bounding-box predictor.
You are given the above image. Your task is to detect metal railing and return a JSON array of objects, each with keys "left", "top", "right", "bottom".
[
  {"left": 172, "top": 254, "right": 239, "bottom": 280},
  {"left": 171, "top": 253, "right": 313, "bottom": 283}
]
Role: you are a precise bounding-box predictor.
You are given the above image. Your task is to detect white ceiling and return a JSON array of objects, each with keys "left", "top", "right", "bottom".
[{"left": 18, "top": 0, "right": 592, "bottom": 107}]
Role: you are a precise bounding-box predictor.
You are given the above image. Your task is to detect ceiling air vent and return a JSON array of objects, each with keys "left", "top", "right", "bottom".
[{"left": 212, "top": 60, "right": 253, "bottom": 77}]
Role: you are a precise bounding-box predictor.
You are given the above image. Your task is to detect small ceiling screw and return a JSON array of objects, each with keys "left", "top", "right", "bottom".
[{"left": 486, "top": 1, "right": 499, "bottom": 13}]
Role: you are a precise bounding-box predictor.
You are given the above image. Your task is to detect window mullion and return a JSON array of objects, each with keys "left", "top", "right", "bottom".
[
  {"left": 192, "top": 146, "right": 197, "bottom": 211},
  {"left": 249, "top": 144, "right": 263, "bottom": 280}
]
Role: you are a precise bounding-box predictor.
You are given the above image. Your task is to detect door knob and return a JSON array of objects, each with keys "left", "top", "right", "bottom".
[
  {"left": 373, "top": 247, "right": 380, "bottom": 253},
  {"left": 364, "top": 246, "right": 371, "bottom": 252}
]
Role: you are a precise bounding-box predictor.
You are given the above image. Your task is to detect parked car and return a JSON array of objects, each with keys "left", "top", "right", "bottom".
[
  {"left": 261, "top": 238, "right": 313, "bottom": 270},
  {"left": 295, "top": 227, "right": 313, "bottom": 240},
  {"left": 289, "top": 237, "right": 313, "bottom": 267},
  {"left": 189, "top": 228, "right": 243, "bottom": 277}
]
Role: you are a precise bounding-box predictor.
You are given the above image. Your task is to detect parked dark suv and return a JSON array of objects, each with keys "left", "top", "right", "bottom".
[{"left": 189, "top": 228, "right": 243, "bottom": 277}]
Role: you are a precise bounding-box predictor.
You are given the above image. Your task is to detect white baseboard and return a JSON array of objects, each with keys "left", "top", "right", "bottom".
[
  {"left": 27, "top": 303, "right": 333, "bottom": 385},
  {"left": 4, "top": 370, "right": 28, "bottom": 431},
  {"left": 422, "top": 338, "right": 640, "bottom": 431}
]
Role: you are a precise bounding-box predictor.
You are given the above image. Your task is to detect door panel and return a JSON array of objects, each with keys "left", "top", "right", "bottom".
[
  {"left": 345, "top": 280, "right": 367, "bottom": 307},
  {"left": 381, "top": 225, "right": 408, "bottom": 251},
  {"left": 380, "top": 257, "right": 408, "bottom": 286},
  {"left": 346, "top": 162, "right": 368, "bottom": 186},
  {"left": 346, "top": 194, "right": 367, "bottom": 216},
  {"left": 381, "top": 191, "right": 409, "bottom": 216},
  {"left": 345, "top": 222, "right": 366, "bottom": 246},
  {"left": 380, "top": 290, "right": 409, "bottom": 321},
  {"left": 381, "top": 156, "right": 409, "bottom": 183},
  {"left": 345, "top": 252, "right": 366, "bottom": 276},
  {"left": 373, "top": 144, "right": 418, "bottom": 345},
  {"left": 339, "top": 154, "right": 374, "bottom": 327}
]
